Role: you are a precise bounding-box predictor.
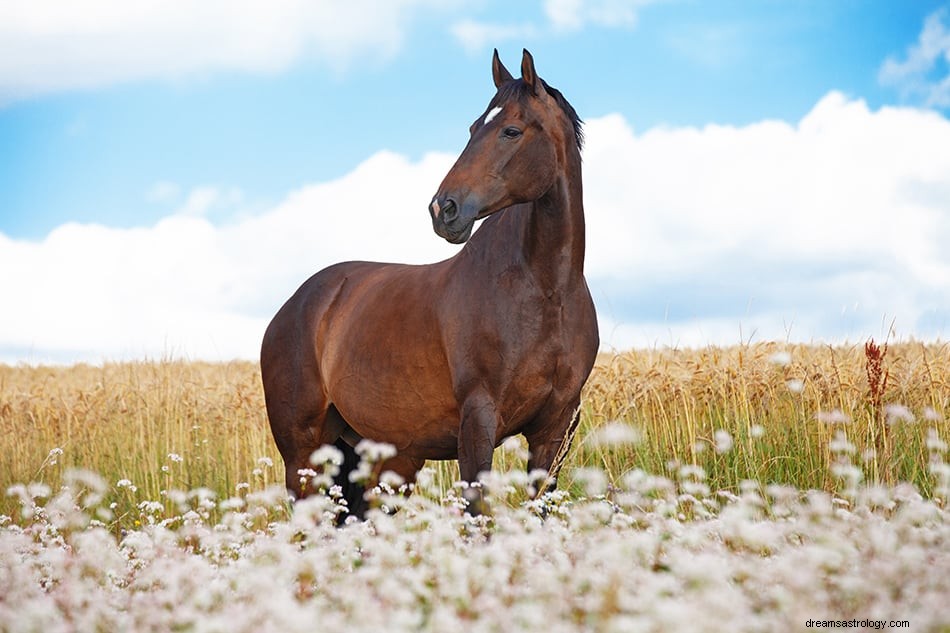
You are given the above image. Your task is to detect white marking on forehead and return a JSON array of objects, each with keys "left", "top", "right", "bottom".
[{"left": 483, "top": 105, "right": 503, "bottom": 126}]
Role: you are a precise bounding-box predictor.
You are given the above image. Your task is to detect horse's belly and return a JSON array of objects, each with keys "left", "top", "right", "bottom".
[
  {"left": 323, "top": 328, "right": 460, "bottom": 458},
  {"left": 331, "top": 379, "right": 460, "bottom": 458}
]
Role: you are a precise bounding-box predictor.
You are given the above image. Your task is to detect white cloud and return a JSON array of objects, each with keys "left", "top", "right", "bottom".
[
  {"left": 451, "top": 0, "right": 656, "bottom": 52},
  {"left": 0, "top": 0, "right": 450, "bottom": 103},
  {"left": 0, "top": 151, "right": 457, "bottom": 363},
  {"left": 175, "top": 186, "right": 244, "bottom": 218},
  {"left": 145, "top": 181, "right": 181, "bottom": 205},
  {"left": 664, "top": 24, "right": 746, "bottom": 69},
  {"left": 3, "top": 94, "right": 950, "bottom": 363},
  {"left": 583, "top": 93, "right": 950, "bottom": 347},
  {"left": 879, "top": 8, "right": 950, "bottom": 107},
  {"left": 451, "top": 20, "right": 538, "bottom": 54},
  {"left": 544, "top": 0, "right": 654, "bottom": 32}
]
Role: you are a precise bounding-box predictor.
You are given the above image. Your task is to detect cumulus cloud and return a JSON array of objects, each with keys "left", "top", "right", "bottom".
[
  {"left": 175, "top": 186, "right": 245, "bottom": 218},
  {"left": 0, "top": 0, "right": 450, "bottom": 103},
  {"left": 3, "top": 94, "right": 950, "bottom": 363},
  {"left": 452, "top": 20, "right": 539, "bottom": 54},
  {"left": 145, "top": 181, "right": 181, "bottom": 205},
  {"left": 0, "top": 150, "right": 459, "bottom": 363},
  {"left": 451, "top": 0, "right": 657, "bottom": 52},
  {"left": 583, "top": 93, "right": 950, "bottom": 347},
  {"left": 879, "top": 8, "right": 950, "bottom": 107},
  {"left": 544, "top": 0, "right": 654, "bottom": 32}
]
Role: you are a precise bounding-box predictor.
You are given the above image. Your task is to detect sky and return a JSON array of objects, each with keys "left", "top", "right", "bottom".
[{"left": 2, "top": 0, "right": 950, "bottom": 364}]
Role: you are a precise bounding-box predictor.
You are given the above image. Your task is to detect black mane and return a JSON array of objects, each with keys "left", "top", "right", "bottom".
[{"left": 490, "top": 78, "right": 585, "bottom": 151}]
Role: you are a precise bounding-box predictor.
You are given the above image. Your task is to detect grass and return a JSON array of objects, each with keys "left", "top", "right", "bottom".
[{"left": 2, "top": 341, "right": 948, "bottom": 526}]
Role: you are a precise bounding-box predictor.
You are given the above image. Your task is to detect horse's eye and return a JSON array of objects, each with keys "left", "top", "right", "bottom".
[{"left": 502, "top": 127, "right": 522, "bottom": 139}]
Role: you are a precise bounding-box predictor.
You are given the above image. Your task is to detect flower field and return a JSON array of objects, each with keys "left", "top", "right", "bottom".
[{"left": 2, "top": 342, "right": 950, "bottom": 631}]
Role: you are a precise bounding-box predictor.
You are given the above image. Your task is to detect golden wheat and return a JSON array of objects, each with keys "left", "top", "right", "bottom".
[
  {"left": 579, "top": 340, "right": 950, "bottom": 494},
  {"left": 2, "top": 341, "right": 947, "bottom": 522}
]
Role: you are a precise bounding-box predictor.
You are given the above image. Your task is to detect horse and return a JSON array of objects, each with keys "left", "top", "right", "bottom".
[{"left": 260, "top": 49, "right": 599, "bottom": 519}]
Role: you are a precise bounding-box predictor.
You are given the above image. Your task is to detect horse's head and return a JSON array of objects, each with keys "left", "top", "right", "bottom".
[{"left": 429, "top": 49, "right": 582, "bottom": 244}]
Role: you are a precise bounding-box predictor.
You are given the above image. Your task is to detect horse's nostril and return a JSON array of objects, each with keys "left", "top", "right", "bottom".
[{"left": 442, "top": 199, "right": 458, "bottom": 223}]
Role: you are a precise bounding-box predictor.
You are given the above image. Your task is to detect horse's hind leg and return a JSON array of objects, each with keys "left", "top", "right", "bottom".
[
  {"left": 266, "top": 395, "right": 343, "bottom": 501},
  {"left": 261, "top": 344, "right": 343, "bottom": 501}
]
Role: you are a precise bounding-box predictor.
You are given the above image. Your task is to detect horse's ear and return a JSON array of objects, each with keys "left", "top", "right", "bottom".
[
  {"left": 492, "top": 48, "right": 513, "bottom": 88},
  {"left": 521, "top": 48, "right": 541, "bottom": 95}
]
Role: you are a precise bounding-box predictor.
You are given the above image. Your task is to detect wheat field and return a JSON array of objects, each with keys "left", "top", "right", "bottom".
[{"left": 2, "top": 341, "right": 948, "bottom": 522}]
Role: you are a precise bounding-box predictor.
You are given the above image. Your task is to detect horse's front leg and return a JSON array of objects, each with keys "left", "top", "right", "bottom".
[{"left": 457, "top": 390, "right": 500, "bottom": 514}]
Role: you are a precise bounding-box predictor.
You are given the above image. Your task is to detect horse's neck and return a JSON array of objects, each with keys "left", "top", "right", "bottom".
[
  {"left": 459, "top": 151, "right": 586, "bottom": 295},
  {"left": 522, "top": 155, "right": 585, "bottom": 294}
]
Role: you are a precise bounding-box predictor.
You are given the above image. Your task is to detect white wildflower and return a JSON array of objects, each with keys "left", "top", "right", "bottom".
[
  {"left": 769, "top": 351, "right": 792, "bottom": 366},
  {"left": 923, "top": 407, "right": 944, "bottom": 422},
  {"left": 926, "top": 428, "right": 947, "bottom": 453},
  {"left": 46, "top": 447, "right": 64, "bottom": 465},
  {"left": 830, "top": 462, "right": 863, "bottom": 488},
  {"left": 354, "top": 439, "right": 397, "bottom": 462},
  {"left": 678, "top": 464, "right": 707, "bottom": 481},
  {"left": 413, "top": 467, "right": 437, "bottom": 495},
  {"left": 680, "top": 480, "right": 710, "bottom": 497},
  {"left": 167, "top": 453, "right": 183, "bottom": 463},
  {"left": 138, "top": 500, "right": 164, "bottom": 514},
  {"left": 786, "top": 379, "right": 804, "bottom": 393},
  {"left": 587, "top": 421, "right": 642, "bottom": 448},
  {"left": 310, "top": 444, "right": 344, "bottom": 467},
  {"left": 379, "top": 470, "right": 405, "bottom": 489},
  {"left": 64, "top": 468, "right": 108, "bottom": 507},
  {"left": 573, "top": 467, "right": 608, "bottom": 497},
  {"left": 500, "top": 436, "right": 530, "bottom": 461},
  {"left": 829, "top": 431, "right": 856, "bottom": 455},
  {"left": 28, "top": 482, "right": 51, "bottom": 499},
  {"left": 714, "top": 429, "right": 734, "bottom": 454},
  {"left": 750, "top": 424, "right": 765, "bottom": 438},
  {"left": 884, "top": 403, "right": 915, "bottom": 425},
  {"left": 930, "top": 462, "right": 950, "bottom": 497},
  {"left": 815, "top": 409, "right": 851, "bottom": 425}
]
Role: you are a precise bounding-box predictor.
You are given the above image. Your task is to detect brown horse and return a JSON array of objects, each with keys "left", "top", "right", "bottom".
[{"left": 260, "top": 49, "right": 598, "bottom": 519}]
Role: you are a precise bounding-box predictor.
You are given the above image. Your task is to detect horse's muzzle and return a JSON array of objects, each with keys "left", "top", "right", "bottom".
[
  {"left": 430, "top": 196, "right": 474, "bottom": 244},
  {"left": 438, "top": 199, "right": 459, "bottom": 223}
]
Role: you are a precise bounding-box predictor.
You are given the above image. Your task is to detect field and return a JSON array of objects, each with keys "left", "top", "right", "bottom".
[{"left": 2, "top": 342, "right": 949, "bottom": 631}]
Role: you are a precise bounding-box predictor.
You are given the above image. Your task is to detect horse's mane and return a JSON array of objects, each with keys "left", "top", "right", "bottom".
[{"left": 490, "top": 79, "right": 584, "bottom": 151}]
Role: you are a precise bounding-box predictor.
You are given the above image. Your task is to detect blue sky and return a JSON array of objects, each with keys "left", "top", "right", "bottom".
[{"left": 2, "top": 0, "right": 950, "bottom": 363}]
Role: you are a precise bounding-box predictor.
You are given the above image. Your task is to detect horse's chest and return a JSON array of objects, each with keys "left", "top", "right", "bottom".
[{"left": 492, "top": 292, "right": 583, "bottom": 413}]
